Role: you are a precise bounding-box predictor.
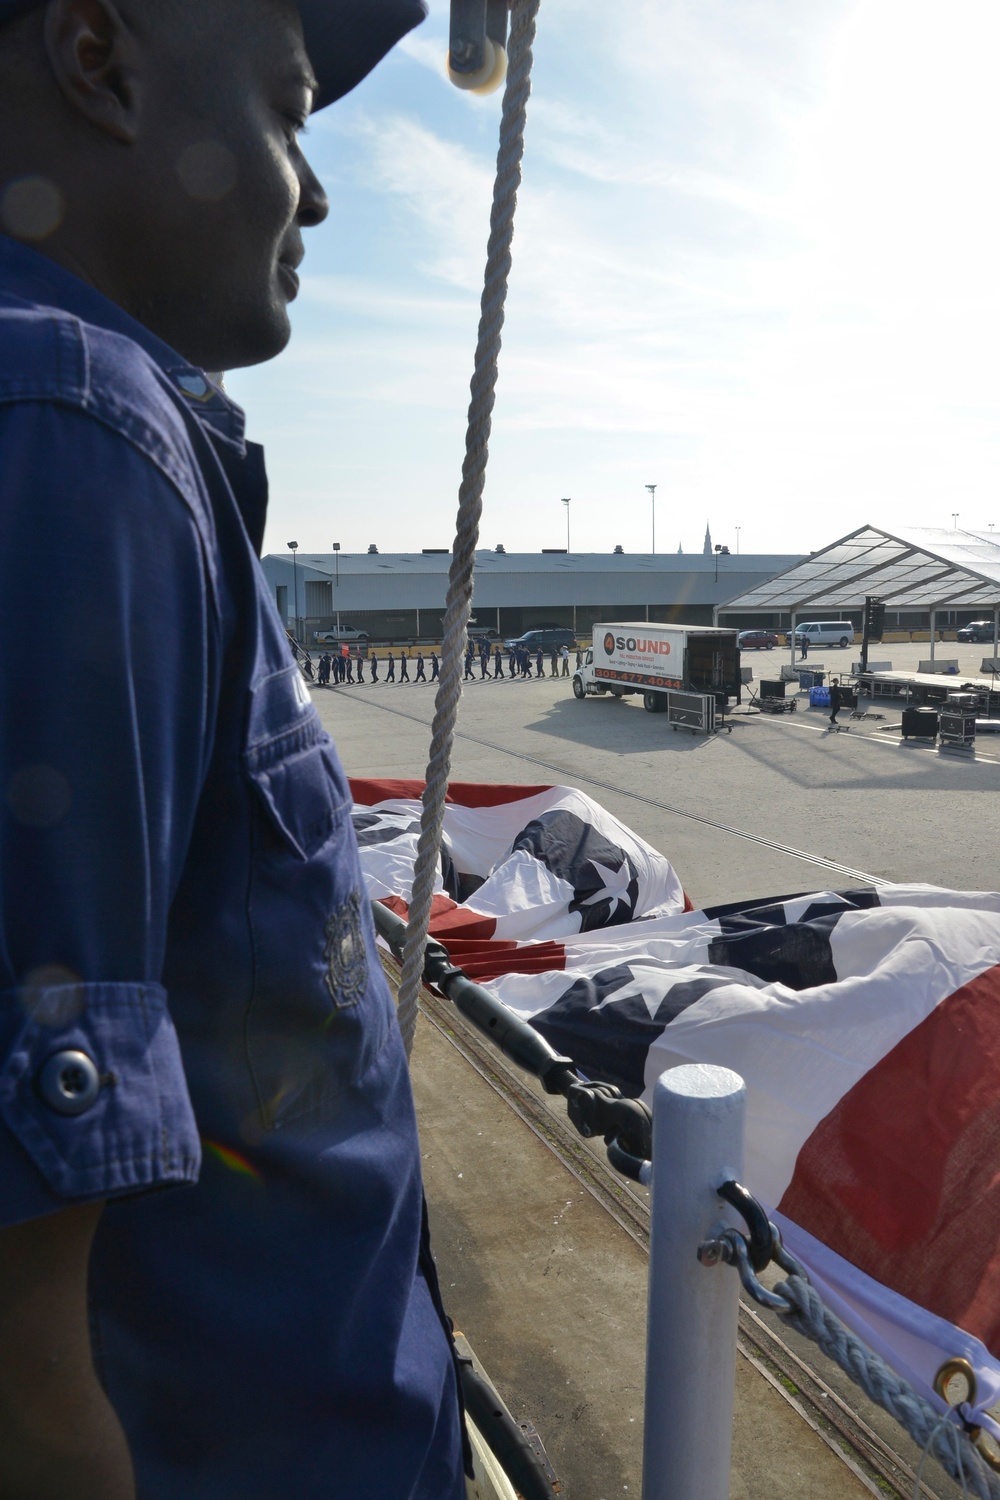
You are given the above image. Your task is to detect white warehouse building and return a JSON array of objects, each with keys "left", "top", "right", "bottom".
[{"left": 261, "top": 547, "right": 803, "bottom": 645}]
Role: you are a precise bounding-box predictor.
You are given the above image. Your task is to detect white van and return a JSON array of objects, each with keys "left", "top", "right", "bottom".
[{"left": 792, "top": 621, "right": 855, "bottom": 649}]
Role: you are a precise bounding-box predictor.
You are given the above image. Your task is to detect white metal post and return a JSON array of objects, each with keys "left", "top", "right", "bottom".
[
  {"left": 642, "top": 1064, "right": 745, "bottom": 1500},
  {"left": 930, "top": 607, "right": 936, "bottom": 662}
]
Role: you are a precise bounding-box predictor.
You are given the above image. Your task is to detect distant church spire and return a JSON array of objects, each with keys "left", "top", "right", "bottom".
[{"left": 703, "top": 523, "right": 712, "bottom": 556}]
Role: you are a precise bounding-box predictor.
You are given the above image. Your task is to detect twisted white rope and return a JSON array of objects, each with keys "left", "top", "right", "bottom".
[
  {"left": 777, "top": 1274, "right": 1000, "bottom": 1500},
  {"left": 396, "top": 0, "right": 541, "bottom": 1056}
]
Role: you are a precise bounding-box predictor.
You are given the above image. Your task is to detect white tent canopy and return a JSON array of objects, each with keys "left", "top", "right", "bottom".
[{"left": 718, "top": 525, "right": 1000, "bottom": 620}]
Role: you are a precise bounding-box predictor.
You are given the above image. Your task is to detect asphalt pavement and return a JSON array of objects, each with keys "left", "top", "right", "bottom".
[{"left": 318, "top": 640, "right": 1000, "bottom": 902}]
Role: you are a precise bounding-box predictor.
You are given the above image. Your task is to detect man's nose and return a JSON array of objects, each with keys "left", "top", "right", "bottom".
[{"left": 298, "top": 155, "right": 329, "bottom": 228}]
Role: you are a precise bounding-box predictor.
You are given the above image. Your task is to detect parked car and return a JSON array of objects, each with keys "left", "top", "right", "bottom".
[
  {"left": 504, "top": 628, "right": 576, "bottom": 652},
  {"left": 737, "top": 629, "right": 779, "bottom": 650},
  {"left": 313, "top": 623, "right": 370, "bottom": 643},
  {"left": 791, "top": 621, "right": 855, "bottom": 649},
  {"left": 957, "top": 620, "right": 996, "bottom": 643}
]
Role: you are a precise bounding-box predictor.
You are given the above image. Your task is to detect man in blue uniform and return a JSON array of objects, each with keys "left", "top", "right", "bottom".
[{"left": 0, "top": 2, "right": 466, "bottom": 1498}]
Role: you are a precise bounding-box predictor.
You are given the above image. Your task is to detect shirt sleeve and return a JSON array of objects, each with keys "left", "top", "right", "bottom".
[{"left": 0, "top": 400, "right": 213, "bottom": 1223}]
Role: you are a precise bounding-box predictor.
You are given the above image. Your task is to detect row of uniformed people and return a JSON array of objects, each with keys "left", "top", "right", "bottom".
[{"left": 311, "top": 643, "right": 582, "bottom": 684}]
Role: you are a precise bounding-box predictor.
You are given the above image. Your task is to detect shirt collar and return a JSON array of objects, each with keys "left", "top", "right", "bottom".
[{"left": 0, "top": 234, "right": 247, "bottom": 450}]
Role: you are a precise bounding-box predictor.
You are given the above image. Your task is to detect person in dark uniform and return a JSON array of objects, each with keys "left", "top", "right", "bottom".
[
  {"left": 398, "top": 649, "right": 410, "bottom": 682},
  {"left": 536, "top": 647, "right": 544, "bottom": 677},
  {"left": 344, "top": 648, "right": 354, "bottom": 684},
  {"left": 464, "top": 645, "right": 475, "bottom": 681},
  {"left": 431, "top": 650, "right": 440, "bottom": 681},
  {"left": 800, "top": 632, "right": 809, "bottom": 660},
  {"left": 301, "top": 651, "right": 315, "bottom": 679},
  {"left": 369, "top": 650, "right": 379, "bottom": 684},
  {"left": 829, "top": 679, "right": 844, "bottom": 725},
  {"left": 355, "top": 645, "right": 365, "bottom": 683},
  {"left": 318, "top": 651, "right": 331, "bottom": 685},
  {"left": 493, "top": 646, "right": 503, "bottom": 678},
  {"left": 0, "top": 3, "right": 466, "bottom": 1498},
  {"left": 414, "top": 650, "right": 426, "bottom": 682},
  {"left": 385, "top": 650, "right": 396, "bottom": 683},
  {"left": 479, "top": 642, "right": 489, "bottom": 679}
]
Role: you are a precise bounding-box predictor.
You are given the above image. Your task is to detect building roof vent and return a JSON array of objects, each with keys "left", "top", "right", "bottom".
[
  {"left": 367, "top": 544, "right": 379, "bottom": 554},
  {"left": 542, "top": 548, "right": 568, "bottom": 554},
  {"left": 495, "top": 544, "right": 506, "bottom": 554},
  {"left": 613, "top": 544, "right": 624, "bottom": 554},
  {"left": 421, "top": 548, "right": 450, "bottom": 555}
]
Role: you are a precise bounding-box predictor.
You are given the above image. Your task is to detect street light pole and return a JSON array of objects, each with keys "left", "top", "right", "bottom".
[
  {"left": 332, "top": 542, "right": 341, "bottom": 635},
  {"left": 645, "top": 484, "right": 657, "bottom": 553},
  {"left": 561, "top": 497, "right": 571, "bottom": 552},
  {"left": 287, "top": 540, "right": 299, "bottom": 643},
  {"left": 735, "top": 526, "right": 741, "bottom": 555},
  {"left": 952, "top": 512, "right": 959, "bottom": 529}
]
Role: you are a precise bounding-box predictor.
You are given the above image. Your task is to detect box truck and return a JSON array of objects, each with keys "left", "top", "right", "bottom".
[{"left": 572, "top": 623, "right": 741, "bottom": 716}]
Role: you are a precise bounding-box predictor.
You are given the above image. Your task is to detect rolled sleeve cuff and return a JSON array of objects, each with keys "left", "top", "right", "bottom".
[{"left": 0, "top": 982, "right": 200, "bottom": 1225}]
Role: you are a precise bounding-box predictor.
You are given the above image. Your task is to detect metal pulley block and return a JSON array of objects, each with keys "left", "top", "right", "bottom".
[{"left": 448, "top": 0, "right": 509, "bottom": 93}]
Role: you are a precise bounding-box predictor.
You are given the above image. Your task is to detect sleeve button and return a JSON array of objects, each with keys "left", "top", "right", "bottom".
[{"left": 38, "top": 1051, "right": 102, "bottom": 1116}]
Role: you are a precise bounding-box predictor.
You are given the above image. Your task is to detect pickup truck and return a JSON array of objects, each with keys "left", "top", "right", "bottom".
[{"left": 313, "top": 624, "right": 369, "bottom": 643}]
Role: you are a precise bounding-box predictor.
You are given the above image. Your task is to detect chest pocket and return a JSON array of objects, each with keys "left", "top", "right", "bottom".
[
  {"left": 245, "top": 665, "right": 342, "bottom": 859},
  {"left": 242, "top": 666, "right": 390, "bottom": 1127}
]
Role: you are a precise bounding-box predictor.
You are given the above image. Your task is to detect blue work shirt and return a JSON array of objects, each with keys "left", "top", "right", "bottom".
[{"left": 0, "top": 234, "right": 464, "bottom": 1500}]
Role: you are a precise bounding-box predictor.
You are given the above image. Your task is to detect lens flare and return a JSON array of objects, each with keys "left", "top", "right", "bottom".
[
  {"left": 0, "top": 177, "right": 64, "bottom": 240},
  {"left": 202, "top": 1138, "right": 262, "bottom": 1182}
]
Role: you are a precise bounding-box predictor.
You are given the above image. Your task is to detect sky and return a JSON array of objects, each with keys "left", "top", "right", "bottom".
[{"left": 227, "top": 0, "right": 1000, "bottom": 560}]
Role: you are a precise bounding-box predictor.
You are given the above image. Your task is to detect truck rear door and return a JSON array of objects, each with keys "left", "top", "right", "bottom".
[{"left": 686, "top": 634, "right": 740, "bottom": 699}]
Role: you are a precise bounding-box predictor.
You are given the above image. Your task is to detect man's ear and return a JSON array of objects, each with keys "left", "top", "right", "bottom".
[{"left": 44, "top": 0, "right": 141, "bottom": 144}]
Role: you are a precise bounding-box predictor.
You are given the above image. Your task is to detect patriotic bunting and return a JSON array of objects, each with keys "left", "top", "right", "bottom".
[{"left": 352, "top": 777, "right": 1000, "bottom": 1437}]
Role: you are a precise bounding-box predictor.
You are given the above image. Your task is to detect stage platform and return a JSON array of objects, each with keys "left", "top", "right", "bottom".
[{"left": 857, "top": 668, "right": 1000, "bottom": 713}]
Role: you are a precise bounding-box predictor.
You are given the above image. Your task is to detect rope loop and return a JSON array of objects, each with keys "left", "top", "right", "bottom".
[
  {"left": 696, "top": 1189, "right": 1000, "bottom": 1497},
  {"left": 775, "top": 1274, "right": 997, "bottom": 1498}
]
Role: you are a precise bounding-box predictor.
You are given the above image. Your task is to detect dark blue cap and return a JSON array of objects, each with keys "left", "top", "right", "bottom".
[
  {"left": 0, "top": 0, "right": 427, "bottom": 109},
  {"left": 301, "top": 0, "right": 427, "bottom": 108}
]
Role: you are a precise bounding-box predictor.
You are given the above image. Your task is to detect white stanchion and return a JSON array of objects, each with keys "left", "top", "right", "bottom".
[{"left": 642, "top": 1064, "right": 746, "bottom": 1500}]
